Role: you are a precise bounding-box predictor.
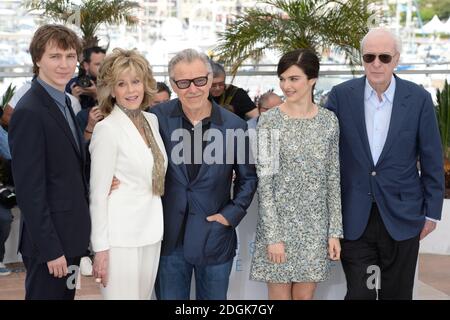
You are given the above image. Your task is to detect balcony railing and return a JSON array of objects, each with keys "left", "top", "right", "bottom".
[{"left": 1, "top": 62, "right": 449, "bottom": 100}]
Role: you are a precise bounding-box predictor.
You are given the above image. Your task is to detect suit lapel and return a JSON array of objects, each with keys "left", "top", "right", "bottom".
[
  {"left": 111, "top": 107, "right": 152, "bottom": 179},
  {"left": 167, "top": 107, "right": 189, "bottom": 183},
  {"left": 349, "top": 78, "right": 373, "bottom": 164},
  {"left": 34, "top": 82, "right": 82, "bottom": 159},
  {"left": 143, "top": 112, "right": 168, "bottom": 170},
  {"left": 376, "top": 76, "right": 409, "bottom": 166}
]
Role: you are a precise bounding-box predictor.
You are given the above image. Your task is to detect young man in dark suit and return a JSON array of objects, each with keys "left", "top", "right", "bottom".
[{"left": 8, "top": 24, "right": 91, "bottom": 300}]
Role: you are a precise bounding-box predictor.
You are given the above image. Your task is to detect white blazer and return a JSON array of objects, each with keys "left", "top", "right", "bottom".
[{"left": 89, "top": 106, "right": 168, "bottom": 252}]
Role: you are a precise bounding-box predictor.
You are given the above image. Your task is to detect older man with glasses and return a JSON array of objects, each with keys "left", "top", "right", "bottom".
[
  {"left": 325, "top": 27, "right": 444, "bottom": 300},
  {"left": 149, "top": 49, "right": 257, "bottom": 300}
]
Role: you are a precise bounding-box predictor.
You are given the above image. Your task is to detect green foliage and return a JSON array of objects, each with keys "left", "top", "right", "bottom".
[
  {"left": 0, "top": 84, "right": 16, "bottom": 110},
  {"left": 436, "top": 80, "right": 450, "bottom": 159},
  {"left": 215, "top": 0, "right": 375, "bottom": 71},
  {"left": 24, "top": 0, "right": 140, "bottom": 48},
  {"left": 418, "top": 0, "right": 450, "bottom": 21},
  {"left": 420, "top": 7, "right": 435, "bottom": 22}
]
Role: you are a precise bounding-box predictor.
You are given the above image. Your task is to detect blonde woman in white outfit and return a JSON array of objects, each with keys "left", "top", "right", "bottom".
[{"left": 89, "top": 48, "right": 167, "bottom": 300}]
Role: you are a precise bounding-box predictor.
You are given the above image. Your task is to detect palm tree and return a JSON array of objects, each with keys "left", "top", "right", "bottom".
[
  {"left": 25, "top": 0, "right": 140, "bottom": 48},
  {"left": 215, "top": 0, "right": 376, "bottom": 71}
]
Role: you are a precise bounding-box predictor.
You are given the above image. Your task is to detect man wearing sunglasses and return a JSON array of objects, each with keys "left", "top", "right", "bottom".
[
  {"left": 325, "top": 28, "right": 444, "bottom": 300},
  {"left": 150, "top": 49, "right": 257, "bottom": 300}
]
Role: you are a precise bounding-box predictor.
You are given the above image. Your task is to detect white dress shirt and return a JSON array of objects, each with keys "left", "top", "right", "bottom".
[{"left": 364, "top": 75, "right": 396, "bottom": 166}]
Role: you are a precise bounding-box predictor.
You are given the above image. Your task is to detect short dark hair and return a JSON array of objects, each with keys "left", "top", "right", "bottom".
[
  {"left": 210, "top": 60, "right": 226, "bottom": 78},
  {"left": 277, "top": 49, "right": 320, "bottom": 102},
  {"left": 29, "top": 24, "right": 82, "bottom": 75},
  {"left": 83, "top": 46, "right": 106, "bottom": 63},
  {"left": 156, "top": 82, "right": 171, "bottom": 97}
]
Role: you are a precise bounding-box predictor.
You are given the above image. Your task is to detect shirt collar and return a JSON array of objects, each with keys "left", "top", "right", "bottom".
[
  {"left": 37, "top": 77, "right": 68, "bottom": 106},
  {"left": 170, "top": 97, "right": 223, "bottom": 125},
  {"left": 364, "top": 75, "right": 396, "bottom": 104}
]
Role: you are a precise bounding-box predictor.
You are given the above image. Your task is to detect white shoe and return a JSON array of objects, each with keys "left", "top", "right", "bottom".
[
  {"left": 80, "top": 257, "right": 93, "bottom": 276},
  {"left": 0, "top": 262, "right": 11, "bottom": 276}
]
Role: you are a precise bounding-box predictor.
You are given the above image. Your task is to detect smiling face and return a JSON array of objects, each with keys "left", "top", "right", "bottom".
[
  {"left": 170, "top": 58, "right": 212, "bottom": 112},
  {"left": 279, "top": 65, "right": 316, "bottom": 104},
  {"left": 362, "top": 30, "right": 399, "bottom": 92},
  {"left": 37, "top": 42, "right": 78, "bottom": 91},
  {"left": 112, "top": 68, "right": 144, "bottom": 110}
]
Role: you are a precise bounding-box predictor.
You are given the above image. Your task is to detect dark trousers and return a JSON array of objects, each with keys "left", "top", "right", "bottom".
[
  {"left": 0, "top": 205, "right": 12, "bottom": 262},
  {"left": 341, "top": 204, "right": 420, "bottom": 300},
  {"left": 23, "top": 256, "right": 81, "bottom": 300}
]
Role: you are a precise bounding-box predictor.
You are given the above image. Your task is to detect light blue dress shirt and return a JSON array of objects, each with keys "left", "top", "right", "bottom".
[{"left": 364, "top": 75, "right": 396, "bottom": 166}]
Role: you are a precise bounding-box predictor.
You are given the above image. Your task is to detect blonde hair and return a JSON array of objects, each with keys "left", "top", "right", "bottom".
[{"left": 97, "top": 48, "right": 157, "bottom": 115}]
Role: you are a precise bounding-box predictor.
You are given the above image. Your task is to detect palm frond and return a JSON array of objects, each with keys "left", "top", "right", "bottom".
[
  {"left": 25, "top": 0, "right": 140, "bottom": 48},
  {"left": 215, "top": 0, "right": 375, "bottom": 70},
  {"left": 1, "top": 84, "right": 16, "bottom": 109}
]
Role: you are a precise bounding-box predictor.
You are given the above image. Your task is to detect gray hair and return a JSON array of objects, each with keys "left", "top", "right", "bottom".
[
  {"left": 361, "top": 27, "right": 402, "bottom": 54},
  {"left": 168, "top": 48, "right": 212, "bottom": 78},
  {"left": 211, "top": 60, "right": 226, "bottom": 78},
  {"left": 258, "top": 91, "right": 279, "bottom": 108}
]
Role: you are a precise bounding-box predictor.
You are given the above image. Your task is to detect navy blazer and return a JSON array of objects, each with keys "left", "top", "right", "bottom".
[
  {"left": 325, "top": 75, "right": 444, "bottom": 241},
  {"left": 151, "top": 99, "right": 257, "bottom": 265},
  {"left": 8, "top": 80, "right": 91, "bottom": 263}
]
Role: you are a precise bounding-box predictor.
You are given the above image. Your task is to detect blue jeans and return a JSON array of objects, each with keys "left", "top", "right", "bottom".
[
  {"left": 0, "top": 204, "right": 12, "bottom": 262},
  {"left": 155, "top": 247, "right": 233, "bottom": 300}
]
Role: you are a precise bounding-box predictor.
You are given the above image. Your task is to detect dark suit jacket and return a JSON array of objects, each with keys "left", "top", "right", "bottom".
[
  {"left": 151, "top": 99, "right": 257, "bottom": 265},
  {"left": 8, "top": 80, "right": 91, "bottom": 263},
  {"left": 325, "top": 75, "right": 444, "bottom": 241}
]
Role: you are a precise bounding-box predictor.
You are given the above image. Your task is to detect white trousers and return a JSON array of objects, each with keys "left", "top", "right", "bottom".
[{"left": 101, "top": 242, "right": 161, "bottom": 300}]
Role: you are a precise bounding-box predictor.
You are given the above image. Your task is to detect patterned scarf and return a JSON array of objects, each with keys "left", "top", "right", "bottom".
[{"left": 117, "top": 104, "right": 165, "bottom": 196}]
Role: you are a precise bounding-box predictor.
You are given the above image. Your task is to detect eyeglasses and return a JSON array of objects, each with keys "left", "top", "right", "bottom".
[
  {"left": 362, "top": 53, "right": 396, "bottom": 64},
  {"left": 171, "top": 74, "right": 209, "bottom": 89}
]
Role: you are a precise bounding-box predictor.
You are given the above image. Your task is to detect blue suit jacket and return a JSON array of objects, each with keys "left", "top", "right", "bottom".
[
  {"left": 151, "top": 99, "right": 257, "bottom": 265},
  {"left": 8, "top": 80, "right": 91, "bottom": 263},
  {"left": 325, "top": 75, "right": 444, "bottom": 241}
]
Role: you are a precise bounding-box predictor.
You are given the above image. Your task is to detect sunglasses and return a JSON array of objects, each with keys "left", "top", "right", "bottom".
[
  {"left": 171, "top": 74, "right": 209, "bottom": 89},
  {"left": 362, "top": 53, "right": 396, "bottom": 64}
]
